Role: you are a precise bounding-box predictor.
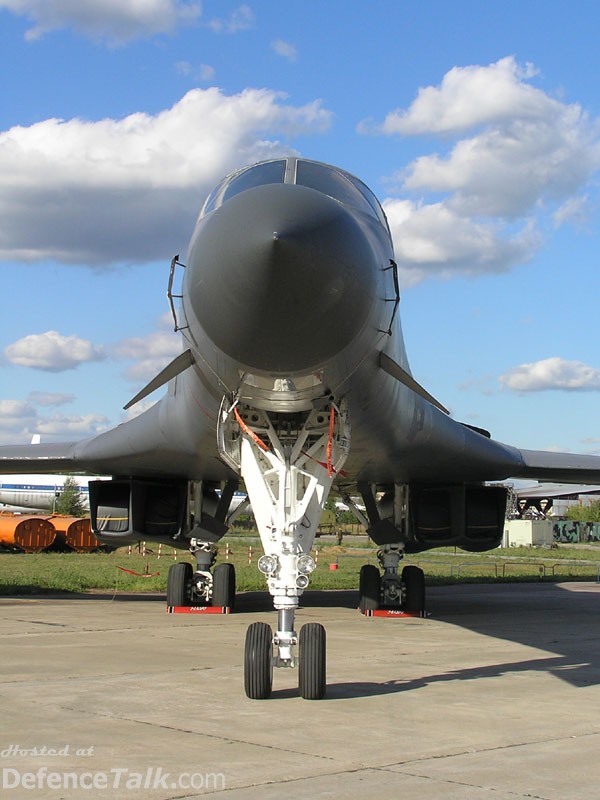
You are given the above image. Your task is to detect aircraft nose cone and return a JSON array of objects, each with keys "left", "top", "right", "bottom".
[{"left": 185, "top": 184, "right": 378, "bottom": 373}]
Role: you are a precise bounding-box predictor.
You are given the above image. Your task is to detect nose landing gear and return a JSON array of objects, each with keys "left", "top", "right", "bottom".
[
  {"left": 244, "top": 616, "right": 327, "bottom": 700},
  {"left": 218, "top": 396, "right": 350, "bottom": 700}
]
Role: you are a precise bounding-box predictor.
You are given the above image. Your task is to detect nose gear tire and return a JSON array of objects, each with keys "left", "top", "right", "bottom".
[
  {"left": 298, "top": 622, "right": 326, "bottom": 700},
  {"left": 244, "top": 622, "right": 273, "bottom": 699}
]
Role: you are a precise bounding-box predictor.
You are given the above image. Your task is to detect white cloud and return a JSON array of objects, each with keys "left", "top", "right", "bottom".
[
  {"left": 205, "top": 4, "right": 254, "bottom": 34},
  {"left": 176, "top": 61, "right": 216, "bottom": 82},
  {"left": 581, "top": 437, "right": 600, "bottom": 456},
  {"left": 0, "top": 399, "right": 36, "bottom": 430},
  {"left": 0, "top": 88, "right": 332, "bottom": 266},
  {"left": 0, "top": 0, "right": 201, "bottom": 44},
  {"left": 27, "top": 391, "right": 75, "bottom": 407},
  {"left": 4, "top": 331, "right": 105, "bottom": 371},
  {"left": 36, "top": 413, "right": 109, "bottom": 436},
  {"left": 376, "top": 57, "right": 547, "bottom": 136},
  {"left": 553, "top": 194, "right": 590, "bottom": 228},
  {"left": 500, "top": 357, "right": 600, "bottom": 392},
  {"left": 0, "top": 396, "right": 110, "bottom": 442},
  {"left": 368, "top": 56, "right": 600, "bottom": 286},
  {"left": 113, "top": 315, "right": 182, "bottom": 383},
  {"left": 271, "top": 39, "right": 297, "bottom": 62},
  {"left": 384, "top": 198, "right": 539, "bottom": 286},
  {"left": 401, "top": 107, "right": 597, "bottom": 219}
]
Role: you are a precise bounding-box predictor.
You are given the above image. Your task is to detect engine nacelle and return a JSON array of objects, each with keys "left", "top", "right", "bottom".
[
  {"left": 410, "top": 484, "right": 508, "bottom": 552},
  {"left": 89, "top": 478, "right": 188, "bottom": 545}
]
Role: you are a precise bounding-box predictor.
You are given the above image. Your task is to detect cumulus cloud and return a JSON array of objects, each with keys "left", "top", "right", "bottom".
[
  {"left": 271, "top": 39, "right": 297, "bottom": 62},
  {"left": 0, "top": 0, "right": 201, "bottom": 44},
  {"left": 581, "top": 437, "right": 600, "bottom": 455},
  {"left": 366, "top": 57, "right": 600, "bottom": 287},
  {"left": 36, "top": 413, "right": 109, "bottom": 436},
  {"left": 0, "top": 396, "right": 108, "bottom": 443},
  {"left": 0, "top": 88, "right": 332, "bottom": 266},
  {"left": 0, "top": 317, "right": 186, "bottom": 439},
  {"left": 113, "top": 315, "right": 182, "bottom": 383},
  {"left": 205, "top": 4, "right": 254, "bottom": 34},
  {"left": 384, "top": 198, "right": 539, "bottom": 286},
  {"left": 4, "top": 331, "right": 105, "bottom": 371},
  {"left": 0, "top": 399, "right": 37, "bottom": 431},
  {"left": 553, "top": 194, "right": 590, "bottom": 228},
  {"left": 401, "top": 107, "right": 597, "bottom": 219},
  {"left": 175, "top": 61, "right": 216, "bottom": 82},
  {"left": 500, "top": 357, "right": 600, "bottom": 392},
  {"left": 376, "top": 57, "right": 547, "bottom": 136},
  {"left": 27, "top": 390, "right": 75, "bottom": 407}
]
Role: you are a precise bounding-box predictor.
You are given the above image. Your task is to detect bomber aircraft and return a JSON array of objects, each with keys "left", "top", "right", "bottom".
[{"left": 2, "top": 157, "right": 600, "bottom": 699}]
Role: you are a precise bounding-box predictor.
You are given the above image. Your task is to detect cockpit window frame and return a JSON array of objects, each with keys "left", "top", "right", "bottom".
[
  {"left": 294, "top": 159, "right": 389, "bottom": 229},
  {"left": 201, "top": 160, "right": 287, "bottom": 216},
  {"left": 200, "top": 157, "right": 390, "bottom": 235}
]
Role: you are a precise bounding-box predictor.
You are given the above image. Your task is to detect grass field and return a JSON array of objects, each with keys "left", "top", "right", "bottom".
[{"left": 1, "top": 536, "right": 599, "bottom": 595}]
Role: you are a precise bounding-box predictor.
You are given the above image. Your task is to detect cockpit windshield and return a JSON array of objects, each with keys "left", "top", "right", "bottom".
[
  {"left": 202, "top": 160, "right": 286, "bottom": 216},
  {"left": 200, "top": 158, "right": 389, "bottom": 231}
]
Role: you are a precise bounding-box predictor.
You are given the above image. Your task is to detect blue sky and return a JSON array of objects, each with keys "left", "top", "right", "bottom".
[{"left": 0, "top": 0, "right": 599, "bottom": 458}]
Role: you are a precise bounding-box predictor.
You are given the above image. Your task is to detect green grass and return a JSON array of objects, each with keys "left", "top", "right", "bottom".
[{"left": 0, "top": 540, "right": 599, "bottom": 595}]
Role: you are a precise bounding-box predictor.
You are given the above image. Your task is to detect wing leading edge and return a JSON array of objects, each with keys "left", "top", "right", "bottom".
[
  {"left": 3, "top": 437, "right": 600, "bottom": 487},
  {"left": 0, "top": 442, "right": 82, "bottom": 474},
  {"left": 511, "top": 448, "right": 600, "bottom": 485}
]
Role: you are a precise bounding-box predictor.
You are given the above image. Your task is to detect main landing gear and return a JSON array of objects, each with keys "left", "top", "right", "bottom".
[
  {"left": 358, "top": 544, "right": 426, "bottom": 615},
  {"left": 166, "top": 540, "right": 236, "bottom": 610},
  {"left": 218, "top": 396, "right": 350, "bottom": 700}
]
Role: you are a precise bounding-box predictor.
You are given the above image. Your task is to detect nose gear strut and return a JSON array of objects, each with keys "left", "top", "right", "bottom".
[{"left": 219, "top": 396, "right": 350, "bottom": 698}]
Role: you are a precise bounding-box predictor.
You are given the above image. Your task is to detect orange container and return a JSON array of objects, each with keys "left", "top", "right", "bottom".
[
  {"left": 48, "top": 516, "right": 100, "bottom": 552},
  {"left": 0, "top": 514, "right": 56, "bottom": 552}
]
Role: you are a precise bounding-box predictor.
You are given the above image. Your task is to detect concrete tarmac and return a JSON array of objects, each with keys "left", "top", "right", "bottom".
[{"left": 1, "top": 582, "right": 600, "bottom": 799}]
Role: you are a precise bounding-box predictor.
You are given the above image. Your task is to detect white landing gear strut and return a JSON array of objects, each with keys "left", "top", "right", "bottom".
[{"left": 219, "top": 397, "right": 350, "bottom": 698}]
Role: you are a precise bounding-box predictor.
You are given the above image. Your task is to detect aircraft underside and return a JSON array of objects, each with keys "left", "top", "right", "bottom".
[{"left": 90, "top": 393, "right": 509, "bottom": 699}]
